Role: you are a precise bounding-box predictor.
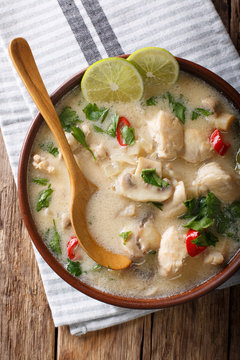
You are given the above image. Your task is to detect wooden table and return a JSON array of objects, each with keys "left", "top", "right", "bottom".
[{"left": 0, "top": 1, "right": 239, "bottom": 359}]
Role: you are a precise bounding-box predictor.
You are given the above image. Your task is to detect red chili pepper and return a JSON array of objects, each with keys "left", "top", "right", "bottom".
[
  {"left": 210, "top": 129, "right": 230, "bottom": 156},
  {"left": 67, "top": 236, "right": 81, "bottom": 260},
  {"left": 186, "top": 229, "right": 206, "bottom": 257},
  {"left": 117, "top": 116, "right": 130, "bottom": 146}
]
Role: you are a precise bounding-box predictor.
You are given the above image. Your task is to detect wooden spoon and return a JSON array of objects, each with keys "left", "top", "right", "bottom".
[{"left": 9, "top": 37, "right": 131, "bottom": 270}]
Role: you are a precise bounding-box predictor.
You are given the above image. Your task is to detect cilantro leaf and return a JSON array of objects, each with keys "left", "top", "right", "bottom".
[
  {"left": 71, "top": 126, "right": 96, "bottom": 160},
  {"left": 146, "top": 96, "right": 157, "bottom": 106},
  {"left": 184, "top": 216, "right": 213, "bottom": 231},
  {"left": 93, "top": 125, "right": 105, "bottom": 133},
  {"left": 167, "top": 92, "right": 186, "bottom": 124},
  {"left": 49, "top": 219, "right": 62, "bottom": 255},
  {"left": 83, "top": 103, "right": 109, "bottom": 122},
  {"left": 91, "top": 264, "right": 103, "bottom": 271},
  {"left": 119, "top": 231, "right": 132, "bottom": 245},
  {"left": 191, "top": 108, "right": 213, "bottom": 120},
  {"left": 141, "top": 168, "right": 169, "bottom": 188},
  {"left": 172, "top": 102, "right": 186, "bottom": 124},
  {"left": 192, "top": 231, "right": 218, "bottom": 247},
  {"left": 67, "top": 259, "right": 82, "bottom": 276},
  {"left": 32, "top": 177, "right": 49, "bottom": 186},
  {"left": 59, "top": 106, "right": 82, "bottom": 132},
  {"left": 40, "top": 142, "right": 59, "bottom": 157},
  {"left": 36, "top": 184, "right": 53, "bottom": 212},
  {"left": 120, "top": 125, "right": 135, "bottom": 145},
  {"left": 106, "top": 113, "right": 119, "bottom": 137},
  {"left": 152, "top": 202, "right": 163, "bottom": 210}
]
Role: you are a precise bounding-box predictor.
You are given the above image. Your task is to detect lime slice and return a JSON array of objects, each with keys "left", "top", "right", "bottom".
[
  {"left": 81, "top": 57, "right": 144, "bottom": 103},
  {"left": 128, "top": 47, "right": 179, "bottom": 86}
]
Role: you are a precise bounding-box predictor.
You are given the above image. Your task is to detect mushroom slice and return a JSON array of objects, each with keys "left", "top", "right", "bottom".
[
  {"left": 135, "top": 157, "right": 162, "bottom": 177},
  {"left": 210, "top": 113, "right": 235, "bottom": 131},
  {"left": 115, "top": 171, "right": 173, "bottom": 202},
  {"left": 201, "top": 96, "right": 220, "bottom": 115}
]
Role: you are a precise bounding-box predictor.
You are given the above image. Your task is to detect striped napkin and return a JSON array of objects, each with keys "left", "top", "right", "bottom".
[{"left": 1, "top": 0, "right": 240, "bottom": 336}]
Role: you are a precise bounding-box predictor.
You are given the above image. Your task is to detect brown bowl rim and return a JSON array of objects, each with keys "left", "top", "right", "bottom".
[{"left": 18, "top": 55, "right": 240, "bottom": 309}]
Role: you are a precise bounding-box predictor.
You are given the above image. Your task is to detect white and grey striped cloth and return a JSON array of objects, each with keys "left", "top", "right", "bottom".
[{"left": 1, "top": 0, "right": 240, "bottom": 336}]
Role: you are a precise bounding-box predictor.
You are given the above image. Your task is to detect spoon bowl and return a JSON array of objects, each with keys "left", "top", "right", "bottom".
[{"left": 9, "top": 37, "right": 131, "bottom": 270}]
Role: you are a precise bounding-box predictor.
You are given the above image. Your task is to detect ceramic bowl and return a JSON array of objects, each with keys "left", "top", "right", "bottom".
[{"left": 18, "top": 56, "right": 240, "bottom": 309}]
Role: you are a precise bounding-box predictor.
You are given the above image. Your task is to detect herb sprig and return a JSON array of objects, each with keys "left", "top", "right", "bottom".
[
  {"left": 141, "top": 168, "right": 169, "bottom": 188},
  {"left": 36, "top": 184, "right": 53, "bottom": 212},
  {"left": 40, "top": 142, "right": 59, "bottom": 157}
]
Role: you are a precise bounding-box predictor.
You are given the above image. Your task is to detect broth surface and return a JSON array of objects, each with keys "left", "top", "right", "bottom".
[{"left": 28, "top": 71, "right": 240, "bottom": 298}]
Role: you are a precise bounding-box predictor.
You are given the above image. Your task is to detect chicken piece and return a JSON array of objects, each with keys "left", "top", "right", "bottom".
[
  {"left": 92, "top": 144, "right": 108, "bottom": 159},
  {"left": 162, "top": 181, "right": 186, "bottom": 218},
  {"left": 181, "top": 128, "right": 212, "bottom": 163},
  {"left": 65, "top": 132, "right": 80, "bottom": 151},
  {"left": 32, "top": 154, "right": 55, "bottom": 174},
  {"left": 193, "top": 162, "right": 239, "bottom": 202},
  {"left": 210, "top": 113, "right": 235, "bottom": 131},
  {"left": 119, "top": 204, "right": 136, "bottom": 217},
  {"left": 116, "top": 171, "right": 173, "bottom": 202},
  {"left": 138, "top": 220, "right": 161, "bottom": 252},
  {"left": 148, "top": 110, "right": 184, "bottom": 160},
  {"left": 204, "top": 249, "right": 224, "bottom": 265},
  {"left": 202, "top": 96, "right": 220, "bottom": 115},
  {"left": 158, "top": 226, "right": 188, "bottom": 277},
  {"left": 135, "top": 157, "right": 162, "bottom": 177},
  {"left": 61, "top": 213, "right": 71, "bottom": 229}
]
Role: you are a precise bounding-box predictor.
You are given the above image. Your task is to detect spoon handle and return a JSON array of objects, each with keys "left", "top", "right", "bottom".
[{"left": 9, "top": 37, "right": 83, "bottom": 184}]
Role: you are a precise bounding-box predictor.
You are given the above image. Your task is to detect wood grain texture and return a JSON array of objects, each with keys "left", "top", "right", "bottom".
[
  {"left": 230, "top": 0, "right": 240, "bottom": 53},
  {"left": 0, "top": 129, "right": 55, "bottom": 360}
]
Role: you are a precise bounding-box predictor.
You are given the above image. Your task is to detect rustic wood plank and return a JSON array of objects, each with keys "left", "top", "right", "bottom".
[
  {"left": 230, "top": 0, "right": 240, "bottom": 53},
  {"left": 57, "top": 316, "right": 150, "bottom": 360},
  {"left": 228, "top": 285, "right": 240, "bottom": 360},
  {"left": 150, "top": 289, "right": 230, "bottom": 360},
  {"left": 0, "top": 130, "right": 55, "bottom": 360},
  {"left": 212, "top": 0, "right": 230, "bottom": 31}
]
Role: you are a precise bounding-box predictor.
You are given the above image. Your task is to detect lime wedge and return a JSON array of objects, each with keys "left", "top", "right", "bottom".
[
  {"left": 81, "top": 57, "right": 144, "bottom": 103},
  {"left": 128, "top": 47, "right": 179, "bottom": 86}
]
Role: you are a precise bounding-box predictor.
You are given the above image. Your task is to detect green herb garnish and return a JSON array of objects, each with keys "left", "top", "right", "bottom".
[
  {"left": 147, "top": 250, "right": 157, "bottom": 255},
  {"left": 71, "top": 126, "right": 96, "bottom": 160},
  {"left": 67, "top": 258, "right": 82, "bottom": 276},
  {"left": 191, "top": 108, "right": 213, "bottom": 120},
  {"left": 119, "top": 231, "right": 132, "bottom": 245},
  {"left": 40, "top": 142, "right": 59, "bottom": 157},
  {"left": 32, "top": 177, "right": 49, "bottom": 186},
  {"left": 93, "top": 125, "right": 105, "bottom": 133},
  {"left": 182, "top": 192, "right": 240, "bottom": 243},
  {"left": 191, "top": 231, "right": 218, "bottom": 247},
  {"left": 59, "top": 106, "right": 82, "bottom": 132},
  {"left": 36, "top": 184, "right": 53, "bottom": 212},
  {"left": 106, "top": 113, "right": 119, "bottom": 137},
  {"left": 83, "top": 103, "right": 109, "bottom": 122},
  {"left": 141, "top": 168, "right": 169, "bottom": 188},
  {"left": 120, "top": 125, "right": 135, "bottom": 145},
  {"left": 49, "top": 219, "right": 62, "bottom": 255},
  {"left": 91, "top": 264, "right": 103, "bottom": 271},
  {"left": 146, "top": 96, "right": 157, "bottom": 106},
  {"left": 167, "top": 92, "right": 186, "bottom": 124}
]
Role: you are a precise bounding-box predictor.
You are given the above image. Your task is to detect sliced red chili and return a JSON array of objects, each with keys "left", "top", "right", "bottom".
[
  {"left": 186, "top": 229, "right": 206, "bottom": 257},
  {"left": 117, "top": 116, "right": 130, "bottom": 146},
  {"left": 210, "top": 128, "right": 230, "bottom": 156},
  {"left": 67, "top": 236, "right": 81, "bottom": 260}
]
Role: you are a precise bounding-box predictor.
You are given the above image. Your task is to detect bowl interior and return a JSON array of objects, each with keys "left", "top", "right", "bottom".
[{"left": 18, "top": 56, "right": 240, "bottom": 309}]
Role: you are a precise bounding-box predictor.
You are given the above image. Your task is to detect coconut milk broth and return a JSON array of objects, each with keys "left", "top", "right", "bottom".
[{"left": 28, "top": 71, "right": 240, "bottom": 298}]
